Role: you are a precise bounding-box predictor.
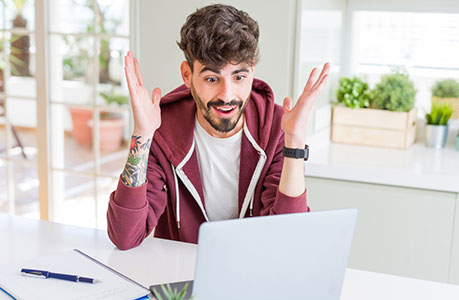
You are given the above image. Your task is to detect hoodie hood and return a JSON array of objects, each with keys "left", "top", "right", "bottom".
[{"left": 153, "top": 78, "right": 277, "bottom": 167}]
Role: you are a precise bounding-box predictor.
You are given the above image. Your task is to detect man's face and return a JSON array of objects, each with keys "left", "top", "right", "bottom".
[{"left": 182, "top": 60, "right": 254, "bottom": 137}]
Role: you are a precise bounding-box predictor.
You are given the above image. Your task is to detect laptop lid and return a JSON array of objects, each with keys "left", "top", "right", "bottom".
[{"left": 191, "top": 209, "right": 357, "bottom": 300}]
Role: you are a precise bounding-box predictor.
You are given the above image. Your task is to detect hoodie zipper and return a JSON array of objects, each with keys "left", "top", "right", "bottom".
[
  {"left": 174, "top": 140, "right": 210, "bottom": 224},
  {"left": 173, "top": 123, "right": 267, "bottom": 225}
]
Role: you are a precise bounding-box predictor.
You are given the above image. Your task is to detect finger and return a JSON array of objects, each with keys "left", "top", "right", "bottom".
[
  {"left": 283, "top": 97, "right": 293, "bottom": 112},
  {"left": 124, "top": 53, "right": 134, "bottom": 75},
  {"left": 313, "top": 74, "right": 329, "bottom": 95},
  {"left": 299, "top": 74, "right": 329, "bottom": 113},
  {"left": 124, "top": 56, "right": 138, "bottom": 93},
  {"left": 124, "top": 55, "right": 132, "bottom": 82},
  {"left": 124, "top": 53, "right": 130, "bottom": 69},
  {"left": 125, "top": 53, "right": 143, "bottom": 89},
  {"left": 152, "top": 88, "right": 162, "bottom": 106},
  {"left": 303, "top": 68, "right": 318, "bottom": 93},
  {"left": 125, "top": 52, "right": 137, "bottom": 73},
  {"left": 125, "top": 55, "right": 140, "bottom": 90},
  {"left": 312, "top": 62, "right": 330, "bottom": 91},
  {"left": 134, "top": 58, "right": 145, "bottom": 87},
  {"left": 124, "top": 65, "right": 137, "bottom": 97}
]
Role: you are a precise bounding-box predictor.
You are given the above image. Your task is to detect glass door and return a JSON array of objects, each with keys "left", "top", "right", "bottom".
[
  {"left": 0, "top": 0, "right": 39, "bottom": 219},
  {"left": 48, "top": 0, "right": 131, "bottom": 229}
]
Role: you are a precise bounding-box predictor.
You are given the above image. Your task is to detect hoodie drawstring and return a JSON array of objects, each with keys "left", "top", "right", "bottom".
[
  {"left": 171, "top": 164, "right": 181, "bottom": 229},
  {"left": 238, "top": 123, "right": 267, "bottom": 219}
]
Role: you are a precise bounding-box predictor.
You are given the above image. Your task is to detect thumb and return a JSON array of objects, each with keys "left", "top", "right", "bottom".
[
  {"left": 152, "top": 88, "right": 162, "bottom": 106},
  {"left": 283, "top": 97, "right": 293, "bottom": 112}
]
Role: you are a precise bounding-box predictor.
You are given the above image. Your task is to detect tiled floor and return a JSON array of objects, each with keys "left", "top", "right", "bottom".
[{"left": 0, "top": 127, "right": 128, "bottom": 229}]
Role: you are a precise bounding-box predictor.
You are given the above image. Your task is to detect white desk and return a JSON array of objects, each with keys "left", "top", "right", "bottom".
[{"left": 2, "top": 213, "right": 459, "bottom": 299}]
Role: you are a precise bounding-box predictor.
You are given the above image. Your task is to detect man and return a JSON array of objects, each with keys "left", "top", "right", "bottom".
[{"left": 107, "top": 4, "right": 329, "bottom": 250}]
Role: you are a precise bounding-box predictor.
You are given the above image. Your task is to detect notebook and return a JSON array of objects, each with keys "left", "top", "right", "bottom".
[{"left": 0, "top": 249, "right": 150, "bottom": 300}]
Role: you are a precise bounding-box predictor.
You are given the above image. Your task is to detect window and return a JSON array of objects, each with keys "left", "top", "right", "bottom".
[
  {"left": 0, "top": 0, "right": 38, "bottom": 218},
  {"left": 352, "top": 11, "right": 459, "bottom": 112},
  {"left": 296, "top": 0, "right": 345, "bottom": 133},
  {"left": 0, "top": 0, "right": 133, "bottom": 229}
]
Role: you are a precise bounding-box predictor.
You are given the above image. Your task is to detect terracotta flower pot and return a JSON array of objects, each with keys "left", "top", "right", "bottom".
[
  {"left": 68, "top": 107, "right": 93, "bottom": 146},
  {"left": 88, "top": 118, "right": 124, "bottom": 152},
  {"left": 98, "top": 118, "right": 124, "bottom": 152}
]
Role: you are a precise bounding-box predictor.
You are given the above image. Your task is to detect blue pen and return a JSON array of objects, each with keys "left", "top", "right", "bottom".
[
  {"left": 21, "top": 268, "right": 101, "bottom": 284},
  {"left": 0, "top": 286, "right": 18, "bottom": 300}
]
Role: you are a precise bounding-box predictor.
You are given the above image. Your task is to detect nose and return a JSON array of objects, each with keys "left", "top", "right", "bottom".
[{"left": 217, "top": 79, "right": 234, "bottom": 102}]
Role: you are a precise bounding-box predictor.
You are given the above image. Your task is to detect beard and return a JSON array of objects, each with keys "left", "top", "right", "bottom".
[{"left": 190, "top": 82, "right": 250, "bottom": 133}]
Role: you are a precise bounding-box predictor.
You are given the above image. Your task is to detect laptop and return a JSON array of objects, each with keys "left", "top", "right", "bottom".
[{"left": 150, "top": 209, "right": 357, "bottom": 300}]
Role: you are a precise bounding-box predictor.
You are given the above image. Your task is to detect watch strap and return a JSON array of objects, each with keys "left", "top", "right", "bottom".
[{"left": 282, "top": 145, "right": 309, "bottom": 161}]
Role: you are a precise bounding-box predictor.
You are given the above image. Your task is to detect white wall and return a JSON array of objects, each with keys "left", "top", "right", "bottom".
[{"left": 138, "top": 0, "right": 297, "bottom": 104}]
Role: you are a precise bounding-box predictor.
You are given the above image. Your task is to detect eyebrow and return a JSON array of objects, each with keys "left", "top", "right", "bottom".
[{"left": 199, "top": 67, "right": 250, "bottom": 75}]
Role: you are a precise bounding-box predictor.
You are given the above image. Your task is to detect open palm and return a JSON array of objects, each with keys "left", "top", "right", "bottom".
[
  {"left": 125, "top": 51, "right": 162, "bottom": 137},
  {"left": 281, "top": 63, "right": 330, "bottom": 147}
]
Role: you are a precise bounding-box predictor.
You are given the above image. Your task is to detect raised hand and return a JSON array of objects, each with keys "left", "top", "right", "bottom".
[
  {"left": 124, "top": 51, "right": 162, "bottom": 137},
  {"left": 121, "top": 52, "right": 162, "bottom": 187},
  {"left": 278, "top": 63, "right": 330, "bottom": 197},
  {"left": 281, "top": 63, "right": 330, "bottom": 148}
]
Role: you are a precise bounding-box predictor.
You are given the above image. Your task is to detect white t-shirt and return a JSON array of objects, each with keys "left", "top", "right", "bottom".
[{"left": 194, "top": 119, "right": 242, "bottom": 221}]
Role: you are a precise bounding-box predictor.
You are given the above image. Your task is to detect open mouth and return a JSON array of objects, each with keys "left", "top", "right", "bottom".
[{"left": 212, "top": 105, "right": 238, "bottom": 118}]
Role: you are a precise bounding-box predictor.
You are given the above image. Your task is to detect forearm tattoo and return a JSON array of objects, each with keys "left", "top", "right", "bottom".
[{"left": 121, "top": 135, "right": 152, "bottom": 187}]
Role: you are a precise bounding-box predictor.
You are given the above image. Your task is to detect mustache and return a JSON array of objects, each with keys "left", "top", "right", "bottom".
[{"left": 207, "top": 99, "right": 243, "bottom": 110}]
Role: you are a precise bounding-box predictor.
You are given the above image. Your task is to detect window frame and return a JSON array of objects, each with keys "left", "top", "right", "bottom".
[{"left": 0, "top": 0, "right": 137, "bottom": 227}]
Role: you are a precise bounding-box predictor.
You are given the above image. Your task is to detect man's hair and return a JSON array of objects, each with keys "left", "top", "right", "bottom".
[{"left": 177, "top": 4, "right": 259, "bottom": 71}]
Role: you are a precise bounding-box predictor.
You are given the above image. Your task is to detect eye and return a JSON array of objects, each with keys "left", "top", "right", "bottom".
[
  {"left": 205, "top": 77, "right": 218, "bottom": 83},
  {"left": 234, "top": 74, "right": 246, "bottom": 81}
]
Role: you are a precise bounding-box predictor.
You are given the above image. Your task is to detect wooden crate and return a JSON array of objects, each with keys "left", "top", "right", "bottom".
[{"left": 331, "top": 106, "right": 417, "bottom": 149}]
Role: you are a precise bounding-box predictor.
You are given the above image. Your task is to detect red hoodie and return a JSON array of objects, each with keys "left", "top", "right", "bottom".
[{"left": 107, "top": 78, "right": 309, "bottom": 250}]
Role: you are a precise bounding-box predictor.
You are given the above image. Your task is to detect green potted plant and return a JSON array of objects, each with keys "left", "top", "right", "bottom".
[
  {"left": 425, "top": 101, "right": 453, "bottom": 149},
  {"left": 68, "top": 0, "right": 123, "bottom": 84},
  {"left": 1, "top": 0, "right": 31, "bottom": 76},
  {"left": 331, "top": 72, "right": 417, "bottom": 149},
  {"left": 335, "top": 76, "right": 371, "bottom": 109},
  {"left": 431, "top": 78, "right": 459, "bottom": 119},
  {"left": 66, "top": 0, "right": 124, "bottom": 146},
  {"left": 152, "top": 283, "right": 193, "bottom": 300},
  {"left": 0, "top": 33, "right": 29, "bottom": 158},
  {"left": 370, "top": 72, "right": 416, "bottom": 112},
  {"left": 72, "top": 89, "right": 128, "bottom": 151},
  {"left": 64, "top": 35, "right": 97, "bottom": 146}
]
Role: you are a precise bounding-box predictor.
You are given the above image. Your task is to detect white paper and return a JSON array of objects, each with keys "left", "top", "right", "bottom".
[{"left": 0, "top": 250, "right": 149, "bottom": 300}]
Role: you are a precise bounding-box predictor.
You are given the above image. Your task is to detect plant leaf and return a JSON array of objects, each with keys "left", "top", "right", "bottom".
[{"left": 152, "top": 287, "right": 164, "bottom": 300}]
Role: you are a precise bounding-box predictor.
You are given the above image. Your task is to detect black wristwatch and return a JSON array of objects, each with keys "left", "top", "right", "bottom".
[{"left": 282, "top": 145, "right": 309, "bottom": 161}]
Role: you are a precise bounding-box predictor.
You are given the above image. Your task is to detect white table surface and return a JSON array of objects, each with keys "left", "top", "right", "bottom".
[
  {"left": 306, "top": 128, "right": 459, "bottom": 193},
  {"left": 2, "top": 213, "right": 459, "bottom": 299}
]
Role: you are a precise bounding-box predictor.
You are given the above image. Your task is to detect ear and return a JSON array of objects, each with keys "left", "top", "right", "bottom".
[{"left": 180, "top": 61, "right": 192, "bottom": 88}]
